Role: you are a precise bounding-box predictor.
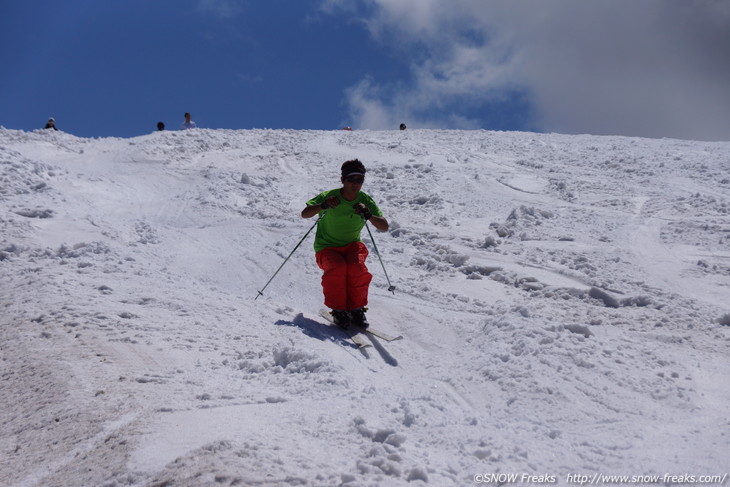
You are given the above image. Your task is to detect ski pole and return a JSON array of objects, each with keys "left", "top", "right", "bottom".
[
  {"left": 255, "top": 215, "right": 321, "bottom": 300},
  {"left": 364, "top": 221, "right": 396, "bottom": 294}
]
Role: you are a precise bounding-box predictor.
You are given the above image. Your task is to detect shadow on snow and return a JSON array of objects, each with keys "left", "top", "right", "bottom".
[
  {"left": 274, "top": 313, "right": 356, "bottom": 349},
  {"left": 275, "top": 313, "right": 399, "bottom": 367}
]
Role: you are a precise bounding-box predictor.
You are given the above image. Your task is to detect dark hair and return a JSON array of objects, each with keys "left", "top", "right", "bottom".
[
  {"left": 399, "top": 123, "right": 406, "bottom": 130},
  {"left": 341, "top": 159, "right": 366, "bottom": 177}
]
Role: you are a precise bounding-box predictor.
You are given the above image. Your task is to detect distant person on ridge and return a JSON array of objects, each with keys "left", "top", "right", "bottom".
[
  {"left": 157, "top": 121, "right": 165, "bottom": 131},
  {"left": 400, "top": 123, "right": 407, "bottom": 130},
  {"left": 301, "top": 159, "right": 389, "bottom": 329},
  {"left": 182, "top": 112, "right": 197, "bottom": 130},
  {"left": 44, "top": 117, "right": 58, "bottom": 131}
]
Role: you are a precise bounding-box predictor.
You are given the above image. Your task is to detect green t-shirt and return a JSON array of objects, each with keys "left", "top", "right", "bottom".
[{"left": 306, "top": 189, "right": 383, "bottom": 252}]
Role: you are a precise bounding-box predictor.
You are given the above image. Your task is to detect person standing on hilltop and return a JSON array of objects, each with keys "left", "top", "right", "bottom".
[
  {"left": 182, "top": 112, "right": 197, "bottom": 130},
  {"left": 44, "top": 117, "right": 58, "bottom": 131},
  {"left": 301, "top": 159, "right": 389, "bottom": 329}
]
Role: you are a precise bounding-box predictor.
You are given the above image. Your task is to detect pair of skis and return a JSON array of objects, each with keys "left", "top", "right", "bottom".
[{"left": 319, "top": 309, "right": 402, "bottom": 349}]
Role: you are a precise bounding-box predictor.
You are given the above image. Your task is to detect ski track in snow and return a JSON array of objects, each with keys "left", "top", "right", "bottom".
[{"left": 1, "top": 128, "right": 729, "bottom": 486}]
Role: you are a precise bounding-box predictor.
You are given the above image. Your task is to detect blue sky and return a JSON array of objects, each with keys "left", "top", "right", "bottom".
[{"left": 1, "top": 1, "right": 728, "bottom": 140}]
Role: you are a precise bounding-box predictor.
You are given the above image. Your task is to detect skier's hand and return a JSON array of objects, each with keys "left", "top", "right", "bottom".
[
  {"left": 321, "top": 196, "right": 340, "bottom": 210},
  {"left": 354, "top": 203, "right": 372, "bottom": 220}
]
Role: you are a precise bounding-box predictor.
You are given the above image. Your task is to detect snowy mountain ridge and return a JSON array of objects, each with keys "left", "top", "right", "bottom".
[{"left": 1, "top": 127, "right": 728, "bottom": 486}]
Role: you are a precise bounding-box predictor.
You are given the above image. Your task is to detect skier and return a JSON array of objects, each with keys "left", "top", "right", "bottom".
[{"left": 301, "top": 159, "right": 389, "bottom": 329}]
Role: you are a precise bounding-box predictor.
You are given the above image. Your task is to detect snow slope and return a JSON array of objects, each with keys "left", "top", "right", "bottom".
[{"left": 1, "top": 127, "right": 728, "bottom": 486}]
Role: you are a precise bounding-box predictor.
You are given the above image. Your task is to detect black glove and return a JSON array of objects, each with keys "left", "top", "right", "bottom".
[
  {"left": 355, "top": 204, "right": 372, "bottom": 220},
  {"left": 321, "top": 196, "right": 340, "bottom": 210}
]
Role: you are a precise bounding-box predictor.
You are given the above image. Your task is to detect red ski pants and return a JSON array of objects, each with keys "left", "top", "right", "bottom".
[{"left": 315, "top": 242, "right": 372, "bottom": 311}]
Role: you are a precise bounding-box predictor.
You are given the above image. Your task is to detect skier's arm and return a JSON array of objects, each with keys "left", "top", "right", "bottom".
[
  {"left": 367, "top": 215, "right": 389, "bottom": 232},
  {"left": 354, "top": 202, "right": 389, "bottom": 232},
  {"left": 301, "top": 204, "right": 323, "bottom": 219},
  {"left": 302, "top": 195, "right": 340, "bottom": 218}
]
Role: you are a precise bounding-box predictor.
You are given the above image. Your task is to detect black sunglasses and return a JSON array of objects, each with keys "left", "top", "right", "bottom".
[{"left": 346, "top": 175, "right": 365, "bottom": 184}]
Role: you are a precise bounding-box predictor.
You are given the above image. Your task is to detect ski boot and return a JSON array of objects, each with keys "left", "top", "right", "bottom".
[
  {"left": 331, "top": 310, "right": 352, "bottom": 329},
  {"left": 350, "top": 308, "right": 370, "bottom": 329}
]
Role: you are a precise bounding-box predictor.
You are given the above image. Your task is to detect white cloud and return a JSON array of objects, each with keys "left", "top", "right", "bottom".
[
  {"left": 344, "top": 79, "right": 394, "bottom": 129},
  {"left": 331, "top": 0, "right": 730, "bottom": 140},
  {"left": 343, "top": 75, "right": 483, "bottom": 130}
]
